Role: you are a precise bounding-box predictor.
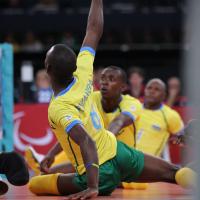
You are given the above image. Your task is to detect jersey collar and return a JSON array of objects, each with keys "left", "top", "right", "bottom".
[
  {"left": 143, "top": 103, "right": 164, "bottom": 110},
  {"left": 55, "top": 77, "right": 76, "bottom": 98}
]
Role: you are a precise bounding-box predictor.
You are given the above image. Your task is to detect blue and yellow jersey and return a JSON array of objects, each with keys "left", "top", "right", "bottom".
[
  {"left": 136, "top": 104, "right": 184, "bottom": 156},
  {"left": 93, "top": 91, "right": 142, "bottom": 147},
  {"left": 48, "top": 47, "right": 117, "bottom": 175}
]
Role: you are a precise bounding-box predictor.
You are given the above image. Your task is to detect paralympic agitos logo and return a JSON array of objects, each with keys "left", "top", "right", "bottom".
[{"left": 14, "top": 111, "right": 54, "bottom": 152}]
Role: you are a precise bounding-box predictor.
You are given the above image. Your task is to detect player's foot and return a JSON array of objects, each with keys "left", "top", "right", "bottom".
[
  {"left": 122, "top": 182, "right": 148, "bottom": 190},
  {"left": 0, "top": 180, "right": 8, "bottom": 195},
  {"left": 25, "top": 147, "right": 41, "bottom": 176},
  {"left": 175, "top": 167, "right": 196, "bottom": 189}
]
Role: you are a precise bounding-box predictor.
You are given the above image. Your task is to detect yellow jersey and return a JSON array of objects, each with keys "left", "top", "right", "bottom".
[
  {"left": 48, "top": 47, "right": 117, "bottom": 175},
  {"left": 136, "top": 104, "right": 184, "bottom": 156},
  {"left": 93, "top": 91, "right": 142, "bottom": 147}
]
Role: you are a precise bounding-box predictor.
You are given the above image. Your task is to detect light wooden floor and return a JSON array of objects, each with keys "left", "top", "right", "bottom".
[{"left": 1, "top": 183, "right": 193, "bottom": 200}]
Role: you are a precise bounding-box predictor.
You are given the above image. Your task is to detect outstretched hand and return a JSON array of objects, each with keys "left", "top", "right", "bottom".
[
  {"left": 64, "top": 188, "right": 98, "bottom": 200},
  {"left": 170, "top": 135, "right": 185, "bottom": 146},
  {"left": 40, "top": 154, "right": 55, "bottom": 174},
  {"left": 170, "top": 119, "right": 200, "bottom": 146}
]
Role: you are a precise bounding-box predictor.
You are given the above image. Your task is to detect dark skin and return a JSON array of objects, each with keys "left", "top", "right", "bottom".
[
  {"left": 100, "top": 75, "right": 179, "bottom": 185},
  {"left": 100, "top": 76, "right": 179, "bottom": 184},
  {"left": 40, "top": 68, "right": 134, "bottom": 174},
  {"left": 40, "top": 142, "right": 63, "bottom": 174},
  {"left": 44, "top": 0, "right": 104, "bottom": 199},
  {"left": 143, "top": 79, "right": 166, "bottom": 110},
  {"left": 144, "top": 79, "right": 187, "bottom": 145},
  {"left": 41, "top": 76, "right": 180, "bottom": 187},
  {"left": 100, "top": 68, "right": 133, "bottom": 135}
]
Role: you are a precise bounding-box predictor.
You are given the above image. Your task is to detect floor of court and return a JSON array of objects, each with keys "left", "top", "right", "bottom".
[{"left": 2, "top": 183, "right": 192, "bottom": 200}]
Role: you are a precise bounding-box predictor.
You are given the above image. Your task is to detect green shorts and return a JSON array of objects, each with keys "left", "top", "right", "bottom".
[{"left": 73, "top": 141, "right": 144, "bottom": 195}]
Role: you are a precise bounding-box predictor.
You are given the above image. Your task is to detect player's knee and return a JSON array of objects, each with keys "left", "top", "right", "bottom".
[
  {"left": 28, "top": 174, "right": 60, "bottom": 195},
  {"left": 28, "top": 176, "right": 40, "bottom": 194}
]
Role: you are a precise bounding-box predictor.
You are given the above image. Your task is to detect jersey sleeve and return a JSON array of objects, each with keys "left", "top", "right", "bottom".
[
  {"left": 73, "top": 47, "right": 95, "bottom": 80},
  {"left": 168, "top": 110, "right": 184, "bottom": 135},
  {"left": 50, "top": 103, "right": 83, "bottom": 134},
  {"left": 119, "top": 97, "right": 142, "bottom": 122}
]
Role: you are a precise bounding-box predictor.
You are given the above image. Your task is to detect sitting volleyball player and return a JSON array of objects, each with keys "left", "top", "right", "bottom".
[
  {"left": 28, "top": 0, "right": 196, "bottom": 199},
  {"left": 26, "top": 66, "right": 144, "bottom": 189},
  {"left": 26, "top": 69, "right": 192, "bottom": 190},
  {"left": 44, "top": 69, "right": 184, "bottom": 188},
  {"left": 136, "top": 78, "right": 184, "bottom": 158}
]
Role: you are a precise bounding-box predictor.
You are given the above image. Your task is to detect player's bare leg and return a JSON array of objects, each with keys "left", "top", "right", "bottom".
[
  {"left": 136, "top": 154, "right": 196, "bottom": 188},
  {"left": 138, "top": 154, "right": 178, "bottom": 183}
]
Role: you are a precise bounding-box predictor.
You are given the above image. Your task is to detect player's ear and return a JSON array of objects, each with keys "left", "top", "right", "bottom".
[
  {"left": 121, "top": 83, "right": 128, "bottom": 93},
  {"left": 46, "top": 64, "right": 52, "bottom": 74}
]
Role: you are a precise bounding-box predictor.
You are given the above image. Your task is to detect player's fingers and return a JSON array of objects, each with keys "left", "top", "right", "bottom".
[
  {"left": 40, "top": 160, "right": 47, "bottom": 168},
  {"left": 72, "top": 195, "right": 82, "bottom": 200},
  {"left": 81, "top": 191, "right": 97, "bottom": 200},
  {"left": 40, "top": 159, "right": 48, "bottom": 168},
  {"left": 65, "top": 192, "right": 81, "bottom": 200},
  {"left": 40, "top": 164, "right": 49, "bottom": 173}
]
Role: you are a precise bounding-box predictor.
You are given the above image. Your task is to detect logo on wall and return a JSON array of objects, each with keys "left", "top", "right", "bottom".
[{"left": 14, "top": 110, "right": 54, "bottom": 152}]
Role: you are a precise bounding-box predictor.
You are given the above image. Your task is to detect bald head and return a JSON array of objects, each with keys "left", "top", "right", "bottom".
[
  {"left": 144, "top": 78, "right": 166, "bottom": 108},
  {"left": 146, "top": 78, "right": 166, "bottom": 92},
  {"left": 45, "top": 44, "right": 77, "bottom": 85}
]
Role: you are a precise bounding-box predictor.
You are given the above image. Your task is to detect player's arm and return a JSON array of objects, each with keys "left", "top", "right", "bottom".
[
  {"left": 108, "top": 99, "right": 140, "bottom": 135},
  {"left": 171, "top": 120, "right": 198, "bottom": 145},
  {"left": 108, "top": 113, "right": 133, "bottom": 135},
  {"left": 82, "top": 0, "right": 103, "bottom": 50},
  {"left": 67, "top": 124, "right": 99, "bottom": 199},
  {"left": 40, "top": 142, "right": 62, "bottom": 173},
  {"left": 168, "top": 110, "right": 185, "bottom": 145}
]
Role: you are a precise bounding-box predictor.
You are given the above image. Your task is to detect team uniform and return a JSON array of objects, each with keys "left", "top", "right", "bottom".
[
  {"left": 48, "top": 48, "right": 116, "bottom": 175},
  {"left": 136, "top": 104, "right": 184, "bottom": 156},
  {"left": 28, "top": 47, "right": 196, "bottom": 195},
  {"left": 93, "top": 91, "right": 142, "bottom": 147},
  {"left": 45, "top": 47, "right": 144, "bottom": 195}
]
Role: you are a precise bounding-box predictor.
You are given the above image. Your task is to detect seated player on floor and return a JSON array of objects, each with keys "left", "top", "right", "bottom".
[{"left": 27, "top": 1, "right": 196, "bottom": 199}]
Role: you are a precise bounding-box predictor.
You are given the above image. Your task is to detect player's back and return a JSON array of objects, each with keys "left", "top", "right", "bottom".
[{"left": 48, "top": 49, "right": 117, "bottom": 175}]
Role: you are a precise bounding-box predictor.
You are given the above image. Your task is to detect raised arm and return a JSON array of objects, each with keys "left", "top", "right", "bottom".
[{"left": 82, "top": 0, "right": 104, "bottom": 50}]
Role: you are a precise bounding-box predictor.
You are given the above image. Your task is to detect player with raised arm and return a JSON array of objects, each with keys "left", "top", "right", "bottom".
[
  {"left": 29, "top": 0, "right": 115, "bottom": 198},
  {"left": 28, "top": 1, "right": 196, "bottom": 199}
]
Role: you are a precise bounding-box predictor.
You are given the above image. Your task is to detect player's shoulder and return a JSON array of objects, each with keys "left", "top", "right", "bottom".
[
  {"left": 122, "top": 94, "right": 141, "bottom": 105},
  {"left": 162, "top": 104, "right": 180, "bottom": 118},
  {"left": 92, "top": 91, "right": 101, "bottom": 98},
  {"left": 49, "top": 96, "right": 71, "bottom": 113}
]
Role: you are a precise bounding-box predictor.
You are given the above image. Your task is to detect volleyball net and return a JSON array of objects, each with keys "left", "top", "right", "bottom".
[{"left": 0, "top": 44, "right": 14, "bottom": 151}]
